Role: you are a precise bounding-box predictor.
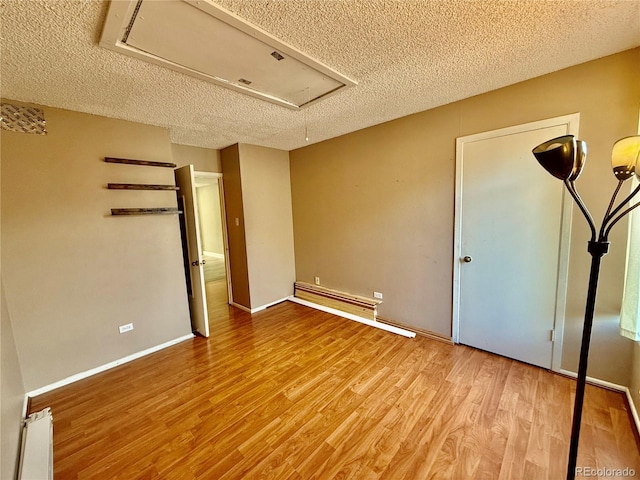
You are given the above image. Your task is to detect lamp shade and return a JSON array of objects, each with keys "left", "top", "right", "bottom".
[
  {"left": 532, "top": 135, "right": 577, "bottom": 180},
  {"left": 611, "top": 135, "right": 640, "bottom": 180},
  {"left": 569, "top": 140, "right": 587, "bottom": 181}
]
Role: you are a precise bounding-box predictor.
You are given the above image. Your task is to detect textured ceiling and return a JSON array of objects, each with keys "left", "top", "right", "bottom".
[{"left": 1, "top": 0, "right": 639, "bottom": 151}]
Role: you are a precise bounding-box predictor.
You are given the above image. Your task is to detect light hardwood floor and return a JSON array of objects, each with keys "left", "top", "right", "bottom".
[
  {"left": 205, "top": 278, "right": 230, "bottom": 327},
  {"left": 30, "top": 302, "right": 640, "bottom": 479}
]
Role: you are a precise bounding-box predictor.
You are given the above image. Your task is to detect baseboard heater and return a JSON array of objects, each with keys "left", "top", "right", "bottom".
[
  {"left": 18, "top": 408, "right": 53, "bottom": 480},
  {"left": 294, "top": 281, "right": 382, "bottom": 320},
  {"left": 292, "top": 282, "right": 415, "bottom": 338}
]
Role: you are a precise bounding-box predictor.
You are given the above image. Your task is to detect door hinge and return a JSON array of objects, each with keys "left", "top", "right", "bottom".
[{"left": 550, "top": 329, "right": 555, "bottom": 342}]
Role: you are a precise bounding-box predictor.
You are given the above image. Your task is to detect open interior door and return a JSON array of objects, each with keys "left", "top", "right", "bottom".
[{"left": 175, "top": 164, "right": 210, "bottom": 337}]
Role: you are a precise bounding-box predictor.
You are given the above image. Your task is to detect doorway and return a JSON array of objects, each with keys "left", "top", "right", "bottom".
[
  {"left": 453, "top": 114, "right": 579, "bottom": 371},
  {"left": 176, "top": 165, "right": 232, "bottom": 337},
  {"left": 194, "top": 172, "right": 233, "bottom": 325}
]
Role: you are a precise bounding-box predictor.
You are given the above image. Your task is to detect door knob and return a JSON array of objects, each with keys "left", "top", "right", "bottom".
[{"left": 462, "top": 256, "right": 473, "bottom": 263}]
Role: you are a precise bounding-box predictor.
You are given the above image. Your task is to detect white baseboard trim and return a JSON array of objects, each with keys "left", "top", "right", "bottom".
[
  {"left": 251, "top": 297, "right": 289, "bottom": 313},
  {"left": 558, "top": 369, "right": 640, "bottom": 436},
  {"left": 625, "top": 387, "right": 640, "bottom": 438},
  {"left": 203, "top": 251, "right": 224, "bottom": 259},
  {"left": 25, "top": 334, "right": 194, "bottom": 398},
  {"left": 232, "top": 302, "right": 252, "bottom": 313},
  {"left": 287, "top": 296, "right": 416, "bottom": 338},
  {"left": 231, "top": 297, "right": 290, "bottom": 314},
  {"left": 558, "top": 368, "right": 626, "bottom": 392}
]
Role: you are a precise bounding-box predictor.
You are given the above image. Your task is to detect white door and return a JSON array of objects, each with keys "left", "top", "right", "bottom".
[
  {"left": 175, "top": 165, "right": 210, "bottom": 338},
  {"left": 454, "top": 115, "right": 578, "bottom": 369}
]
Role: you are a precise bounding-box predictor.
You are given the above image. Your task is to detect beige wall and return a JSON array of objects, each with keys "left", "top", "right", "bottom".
[
  {"left": 1, "top": 103, "right": 192, "bottom": 391},
  {"left": 221, "top": 144, "right": 296, "bottom": 310},
  {"left": 239, "top": 144, "right": 296, "bottom": 308},
  {"left": 221, "top": 144, "right": 251, "bottom": 308},
  {"left": 0, "top": 129, "right": 25, "bottom": 480},
  {"left": 290, "top": 49, "right": 640, "bottom": 385},
  {"left": 172, "top": 143, "right": 221, "bottom": 172}
]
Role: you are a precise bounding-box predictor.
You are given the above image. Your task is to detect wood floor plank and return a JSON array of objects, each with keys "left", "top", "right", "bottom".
[
  {"left": 294, "top": 441, "right": 335, "bottom": 479},
  {"left": 611, "top": 407, "right": 640, "bottom": 470},
  {"left": 320, "top": 397, "right": 396, "bottom": 478},
  {"left": 498, "top": 414, "right": 531, "bottom": 480},
  {"left": 473, "top": 408, "right": 511, "bottom": 479},
  {"left": 419, "top": 382, "right": 482, "bottom": 478},
  {"left": 28, "top": 301, "right": 640, "bottom": 479},
  {"left": 575, "top": 420, "right": 599, "bottom": 477},
  {"left": 592, "top": 424, "right": 627, "bottom": 474},
  {"left": 549, "top": 435, "right": 569, "bottom": 480}
]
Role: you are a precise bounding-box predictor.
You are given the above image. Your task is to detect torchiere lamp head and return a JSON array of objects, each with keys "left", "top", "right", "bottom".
[
  {"left": 532, "top": 135, "right": 584, "bottom": 181},
  {"left": 611, "top": 135, "right": 640, "bottom": 181}
]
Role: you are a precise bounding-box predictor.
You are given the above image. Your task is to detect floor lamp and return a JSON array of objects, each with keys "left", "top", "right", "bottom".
[{"left": 532, "top": 134, "right": 640, "bottom": 480}]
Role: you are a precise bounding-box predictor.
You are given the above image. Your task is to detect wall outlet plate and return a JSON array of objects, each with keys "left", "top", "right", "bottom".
[
  {"left": 119, "top": 323, "right": 134, "bottom": 334},
  {"left": 373, "top": 292, "right": 383, "bottom": 299}
]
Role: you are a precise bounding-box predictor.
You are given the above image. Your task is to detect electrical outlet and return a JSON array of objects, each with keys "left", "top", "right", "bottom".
[
  {"left": 119, "top": 323, "right": 134, "bottom": 334},
  {"left": 374, "top": 292, "right": 383, "bottom": 300},
  {"left": 314, "top": 276, "right": 320, "bottom": 285}
]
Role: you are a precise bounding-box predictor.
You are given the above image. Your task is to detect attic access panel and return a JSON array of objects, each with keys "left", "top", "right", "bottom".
[{"left": 99, "top": 0, "right": 357, "bottom": 109}]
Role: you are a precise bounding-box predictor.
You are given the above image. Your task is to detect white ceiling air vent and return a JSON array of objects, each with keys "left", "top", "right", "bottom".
[{"left": 99, "top": 0, "right": 357, "bottom": 109}]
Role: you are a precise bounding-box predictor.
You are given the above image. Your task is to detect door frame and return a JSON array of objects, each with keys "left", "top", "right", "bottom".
[
  {"left": 452, "top": 113, "right": 580, "bottom": 372},
  {"left": 194, "top": 171, "right": 234, "bottom": 306}
]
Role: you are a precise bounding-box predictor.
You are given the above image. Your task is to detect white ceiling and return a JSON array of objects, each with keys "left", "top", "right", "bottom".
[{"left": 1, "top": 0, "right": 639, "bottom": 151}]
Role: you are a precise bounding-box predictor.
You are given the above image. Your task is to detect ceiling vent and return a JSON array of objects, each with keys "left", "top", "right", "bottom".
[{"left": 99, "top": 0, "right": 357, "bottom": 109}]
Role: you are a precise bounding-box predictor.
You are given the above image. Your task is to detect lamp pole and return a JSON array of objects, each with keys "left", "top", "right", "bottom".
[
  {"left": 566, "top": 240, "right": 608, "bottom": 480},
  {"left": 532, "top": 135, "right": 640, "bottom": 480}
]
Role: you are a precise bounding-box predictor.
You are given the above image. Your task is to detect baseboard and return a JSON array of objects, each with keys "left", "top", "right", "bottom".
[
  {"left": 557, "top": 368, "right": 626, "bottom": 392},
  {"left": 376, "top": 316, "right": 453, "bottom": 344},
  {"left": 25, "top": 334, "right": 194, "bottom": 398},
  {"left": 287, "top": 296, "right": 416, "bottom": 338},
  {"left": 232, "top": 297, "right": 290, "bottom": 314},
  {"left": 250, "top": 297, "right": 289, "bottom": 313},
  {"left": 558, "top": 368, "right": 640, "bottom": 438},
  {"left": 625, "top": 388, "right": 640, "bottom": 440},
  {"left": 231, "top": 302, "right": 252, "bottom": 313}
]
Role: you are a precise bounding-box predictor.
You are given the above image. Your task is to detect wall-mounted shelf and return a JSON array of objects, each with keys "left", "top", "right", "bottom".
[
  {"left": 105, "top": 157, "right": 177, "bottom": 168},
  {"left": 108, "top": 183, "right": 179, "bottom": 191},
  {"left": 111, "top": 208, "right": 181, "bottom": 216},
  {"left": 106, "top": 156, "right": 179, "bottom": 216}
]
